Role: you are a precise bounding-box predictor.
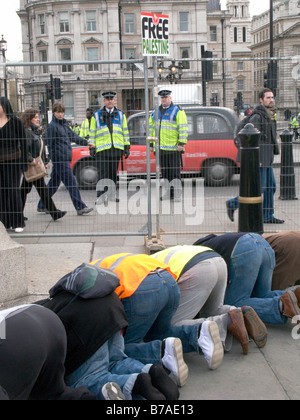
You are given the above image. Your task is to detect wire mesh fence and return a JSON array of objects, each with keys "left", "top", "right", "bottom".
[{"left": 0, "top": 57, "right": 300, "bottom": 239}]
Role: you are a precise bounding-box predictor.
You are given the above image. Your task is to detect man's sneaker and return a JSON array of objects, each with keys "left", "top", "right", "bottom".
[
  {"left": 101, "top": 382, "right": 125, "bottom": 400},
  {"left": 198, "top": 321, "right": 224, "bottom": 370},
  {"left": 77, "top": 207, "right": 93, "bottom": 216},
  {"left": 37, "top": 208, "right": 50, "bottom": 214},
  {"left": 161, "top": 337, "right": 188, "bottom": 387}
]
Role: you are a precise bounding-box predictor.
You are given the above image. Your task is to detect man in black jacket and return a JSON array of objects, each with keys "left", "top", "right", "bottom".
[
  {"left": 226, "top": 88, "right": 284, "bottom": 224},
  {"left": 37, "top": 102, "right": 93, "bottom": 216}
]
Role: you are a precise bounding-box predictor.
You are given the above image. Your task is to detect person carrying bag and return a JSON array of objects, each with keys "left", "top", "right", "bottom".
[{"left": 20, "top": 108, "right": 67, "bottom": 222}]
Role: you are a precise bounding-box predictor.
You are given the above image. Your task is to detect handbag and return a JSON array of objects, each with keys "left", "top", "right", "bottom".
[{"left": 24, "top": 139, "right": 47, "bottom": 182}]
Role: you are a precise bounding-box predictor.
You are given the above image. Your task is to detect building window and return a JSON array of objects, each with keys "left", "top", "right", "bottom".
[
  {"left": 87, "top": 47, "right": 99, "bottom": 71},
  {"left": 234, "top": 27, "right": 238, "bottom": 42},
  {"left": 39, "top": 14, "right": 45, "bottom": 35},
  {"left": 59, "top": 12, "right": 69, "bottom": 33},
  {"left": 179, "top": 12, "right": 189, "bottom": 32},
  {"left": 125, "top": 13, "right": 135, "bottom": 34},
  {"left": 213, "top": 60, "right": 218, "bottom": 75},
  {"left": 297, "top": 68, "right": 300, "bottom": 81},
  {"left": 89, "top": 90, "right": 101, "bottom": 111},
  {"left": 237, "top": 80, "right": 244, "bottom": 91},
  {"left": 180, "top": 47, "right": 190, "bottom": 69},
  {"left": 63, "top": 92, "right": 74, "bottom": 119},
  {"left": 39, "top": 50, "right": 48, "bottom": 74},
  {"left": 237, "top": 61, "right": 243, "bottom": 71},
  {"left": 60, "top": 48, "right": 72, "bottom": 72},
  {"left": 86, "top": 11, "right": 96, "bottom": 32},
  {"left": 243, "top": 27, "right": 246, "bottom": 42},
  {"left": 210, "top": 26, "right": 217, "bottom": 42}
]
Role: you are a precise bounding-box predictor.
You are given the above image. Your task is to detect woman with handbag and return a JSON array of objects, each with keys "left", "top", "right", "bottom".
[
  {"left": 0, "top": 97, "right": 28, "bottom": 233},
  {"left": 20, "top": 108, "right": 67, "bottom": 222}
]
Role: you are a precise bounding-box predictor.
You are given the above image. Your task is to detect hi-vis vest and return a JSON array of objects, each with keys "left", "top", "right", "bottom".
[
  {"left": 89, "top": 109, "right": 130, "bottom": 153},
  {"left": 149, "top": 104, "right": 188, "bottom": 151},
  {"left": 152, "top": 245, "right": 214, "bottom": 278},
  {"left": 91, "top": 253, "right": 177, "bottom": 299},
  {"left": 80, "top": 118, "right": 91, "bottom": 139}
]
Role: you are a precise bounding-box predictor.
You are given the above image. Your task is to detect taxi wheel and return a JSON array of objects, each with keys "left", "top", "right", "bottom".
[{"left": 203, "top": 160, "right": 233, "bottom": 187}]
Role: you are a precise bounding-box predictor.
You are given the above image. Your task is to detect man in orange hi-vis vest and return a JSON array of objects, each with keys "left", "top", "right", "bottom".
[{"left": 91, "top": 253, "right": 224, "bottom": 387}]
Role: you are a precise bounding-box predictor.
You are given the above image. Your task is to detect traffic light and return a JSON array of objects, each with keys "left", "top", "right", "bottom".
[
  {"left": 237, "top": 91, "right": 243, "bottom": 108},
  {"left": 54, "top": 78, "right": 62, "bottom": 99},
  {"left": 201, "top": 46, "right": 213, "bottom": 82},
  {"left": 46, "top": 82, "right": 53, "bottom": 100},
  {"left": 264, "top": 61, "right": 277, "bottom": 94}
]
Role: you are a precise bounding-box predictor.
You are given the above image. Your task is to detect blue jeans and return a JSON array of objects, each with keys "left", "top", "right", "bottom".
[
  {"left": 224, "top": 233, "right": 286, "bottom": 324},
  {"left": 38, "top": 162, "right": 86, "bottom": 211},
  {"left": 123, "top": 270, "right": 200, "bottom": 362},
  {"left": 65, "top": 331, "right": 151, "bottom": 400},
  {"left": 227, "top": 165, "right": 276, "bottom": 222}
]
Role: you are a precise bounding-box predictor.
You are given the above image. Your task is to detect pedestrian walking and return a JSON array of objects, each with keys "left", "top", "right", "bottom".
[
  {"left": 226, "top": 88, "right": 284, "bottom": 224},
  {"left": 37, "top": 102, "right": 93, "bottom": 216},
  {"left": 0, "top": 96, "right": 28, "bottom": 233},
  {"left": 149, "top": 89, "right": 188, "bottom": 202},
  {"left": 20, "top": 108, "right": 67, "bottom": 222},
  {"left": 89, "top": 91, "right": 130, "bottom": 203}
]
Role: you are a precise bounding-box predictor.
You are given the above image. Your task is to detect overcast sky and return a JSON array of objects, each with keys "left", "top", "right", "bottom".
[{"left": 1, "top": 0, "right": 270, "bottom": 62}]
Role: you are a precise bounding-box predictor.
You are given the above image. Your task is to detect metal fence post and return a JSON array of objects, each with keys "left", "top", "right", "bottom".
[
  {"left": 279, "top": 129, "right": 298, "bottom": 200},
  {"left": 238, "top": 123, "right": 264, "bottom": 234}
]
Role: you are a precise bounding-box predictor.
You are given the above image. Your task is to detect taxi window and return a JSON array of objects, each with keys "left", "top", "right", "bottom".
[
  {"left": 197, "top": 114, "right": 229, "bottom": 134},
  {"left": 186, "top": 114, "right": 194, "bottom": 136},
  {"left": 128, "top": 116, "right": 147, "bottom": 145}
]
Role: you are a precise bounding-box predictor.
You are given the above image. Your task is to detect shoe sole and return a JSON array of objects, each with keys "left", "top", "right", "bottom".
[
  {"left": 207, "top": 322, "right": 224, "bottom": 370},
  {"left": 287, "top": 290, "right": 300, "bottom": 315},
  {"left": 242, "top": 307, "right": 268, "bottom": 348},
  {"left": 169, "top": 338, "right": 189, "bottom": 387},
  {"left": 102, "top": 382, "right": 125, "bottom": 400}
]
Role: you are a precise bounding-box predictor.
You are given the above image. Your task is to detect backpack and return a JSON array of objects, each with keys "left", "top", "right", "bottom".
[{"left": 233, "top": 114, "right": 253, "bottom": 148}]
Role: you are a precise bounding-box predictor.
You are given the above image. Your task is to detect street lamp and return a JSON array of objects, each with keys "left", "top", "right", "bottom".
[
  {"left": 0, "top": 35, "right": 8, "bottom": 98},
  {"left": 158, "top": 60, "right": 183, "bottom": 84}
]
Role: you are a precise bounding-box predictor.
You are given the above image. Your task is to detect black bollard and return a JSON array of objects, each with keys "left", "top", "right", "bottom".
[
  {"left": 279, "top": 129, "right": 297, "bottom": 200},
  {"left": 238, "top": 123, "right": 264, "bottom": 234}
]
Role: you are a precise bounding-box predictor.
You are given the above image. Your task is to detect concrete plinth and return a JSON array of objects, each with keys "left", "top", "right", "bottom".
[{"left": 0, "top": 223, "right": 27, "bottom": 303}]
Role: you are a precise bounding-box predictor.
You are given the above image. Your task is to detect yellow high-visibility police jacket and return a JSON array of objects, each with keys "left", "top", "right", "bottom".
[
  {"left": 152, "top": 245, "right": 215, "bottom": 278},
  {"left": 89, "top": 108, "right": 130, "bottom": 153},
  {"left": 80, "top": 118, "right": 92, "bottom": 139},
  {"left": 149, "top": 104, "right": 188, "bottom": 151},
  {"left": 91, "top": 253, "right": 177, "bottom": 299}
]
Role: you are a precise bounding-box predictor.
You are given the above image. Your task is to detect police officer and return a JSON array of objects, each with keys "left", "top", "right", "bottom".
[
  {"left": 89, "top": 91, "right": 130, "bottom": 203},
  {"left": 80, "top": 108, "right": 94, "bottom": 140},
  {"left": 149, "top": 89, "right": 188, "bottom": 201}
]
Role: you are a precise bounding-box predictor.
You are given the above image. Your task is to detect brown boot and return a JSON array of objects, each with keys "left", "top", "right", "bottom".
[
  {"left": 242, "top": 306, "right": 268, "bottom": 348},
  {"left": 280, "top": 290, "right": 300, "bottom": 319},
  {"left": 228, "top": 309, "right": 249, "bottom": 355}
]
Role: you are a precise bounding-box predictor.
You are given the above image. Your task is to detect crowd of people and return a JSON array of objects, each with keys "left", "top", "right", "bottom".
[
  {"left": 1, "top": 87, "right": 300, "bottom": 399},
  {"left": 1, "top": 231, "right": 300, "bottom": 400}
]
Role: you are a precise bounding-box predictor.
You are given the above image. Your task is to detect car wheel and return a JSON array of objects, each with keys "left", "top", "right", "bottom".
[
  {"left": 203, "top": 160, "right": 233, "bottom": 187},
  {"left": 75, "top": 160, "right": 98, "bottom": 190}
]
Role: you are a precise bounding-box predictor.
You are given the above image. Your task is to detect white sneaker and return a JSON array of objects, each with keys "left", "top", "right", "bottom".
[
  {"left": 198, "top": 321, "right": 224, "bottom": 370},
  {"left": 161, "top": 337, "right": 188, "bottom": 387},
  {"left": 101, "top": 382, "right": 125, "bottom": 400},
  {"left": 14, "top": 227, "right": 24, "bottom": 233}
]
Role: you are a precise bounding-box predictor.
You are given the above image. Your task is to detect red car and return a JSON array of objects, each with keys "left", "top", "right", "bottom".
[{"left": 71, "top": 106, "right": 240, "bottom": 189}]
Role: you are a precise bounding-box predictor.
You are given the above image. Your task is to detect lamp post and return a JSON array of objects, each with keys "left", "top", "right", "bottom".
[
  {"left": 157, "top": 60, "right": 183, "bottom": 84},
  {"left": 129, "top": 55, "right": 136, "bottom": 111},
  {"left": 0, "top": 35, "right": 7, "bottom": 98}
]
